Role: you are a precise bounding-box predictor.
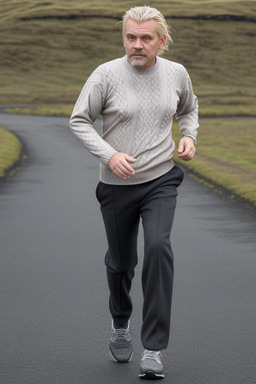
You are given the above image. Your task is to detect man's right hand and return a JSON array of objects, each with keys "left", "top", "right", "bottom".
[{"left": 108, "top": 152, "right": 136, "bottom": 180}]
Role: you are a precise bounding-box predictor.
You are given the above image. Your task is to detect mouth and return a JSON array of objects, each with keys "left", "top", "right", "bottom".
[{"left": 131, "top": 54, "right": 146, "bottom": 58}]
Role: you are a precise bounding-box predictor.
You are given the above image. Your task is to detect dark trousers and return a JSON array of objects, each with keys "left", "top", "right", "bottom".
[{"left": 96, "top": 166, "right": 184, "bottom": 350}]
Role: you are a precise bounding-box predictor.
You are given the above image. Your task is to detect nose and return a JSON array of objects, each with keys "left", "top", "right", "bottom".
[{"left": 133, "top": 38, "right": 143, "bottom": 50}]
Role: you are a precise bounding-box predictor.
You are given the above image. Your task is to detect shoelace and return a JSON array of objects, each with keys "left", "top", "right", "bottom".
[
  {"left": 142, "top": 350, "right": 162, "bottom": 364},
  {"left": 111, "top": 321, "right": 131, "bottom": 341},
  {"left": 114, "top": 328, "right": 129, "bottom": 338}
]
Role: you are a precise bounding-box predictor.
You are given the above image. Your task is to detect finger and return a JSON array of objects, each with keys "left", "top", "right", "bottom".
[
  {"left": 113, "top": 167, "right": 129, "bottom": 179},
  {"left": 125, "top": 155, "right": 137, "bottom": 163},
  {"left": 177, "top": 143, "right": 184, "bottom": 154},
  {"left": 119, "top": 158, "right": 135, "bottom": 175},
  {"left": 178, "top": 148, "right": 189, "bottom": 157},
  {"left": 114, "top": 162, "right": 134, "bottom": 178},
  {"left": 179, "top": 147, "right": 196, "bottom": 160},
  {"left": 121, "top": 162, "right": 135, "bottom": 175}
]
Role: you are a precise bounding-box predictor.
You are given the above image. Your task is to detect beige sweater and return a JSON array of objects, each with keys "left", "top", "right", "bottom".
[{"left": 70, "top": 55, "right": 199, "bottom": 185}]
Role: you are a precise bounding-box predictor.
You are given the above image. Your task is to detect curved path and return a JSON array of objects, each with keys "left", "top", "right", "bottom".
[{"left": 0, "top": 112, "right": 256, "bottom": 384}]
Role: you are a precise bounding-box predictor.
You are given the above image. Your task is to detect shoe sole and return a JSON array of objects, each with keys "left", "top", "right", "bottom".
[
  {"left": 138, "top": 371, "right": 164, "bottom": 380},
  {"left": 109, "top": 350, "right": 133, "bottom": 363}
]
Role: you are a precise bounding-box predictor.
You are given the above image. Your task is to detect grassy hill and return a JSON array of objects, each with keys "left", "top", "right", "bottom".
[
  {"left": 0, "top": 0, "right": 256, "bottom": 206},
  {"left": 1, "top": 0, "right": 256, "bottom": 114}
]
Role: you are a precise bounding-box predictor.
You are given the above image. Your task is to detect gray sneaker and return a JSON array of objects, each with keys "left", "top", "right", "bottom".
[
  {"left": 139, "top": 349, "right": 164, "bottom": 379},
  {"left": 109, "top": 320, "right": 133, "bottom": 363}
]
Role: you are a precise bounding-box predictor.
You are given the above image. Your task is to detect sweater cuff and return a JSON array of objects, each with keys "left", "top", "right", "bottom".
[{"left": 100, "top": 149, "right": 117, "bottom": 165}]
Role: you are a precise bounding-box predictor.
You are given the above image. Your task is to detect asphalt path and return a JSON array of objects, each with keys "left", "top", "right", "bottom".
[{"left": 0, "top": 112, "right": 256, "bottom": 384}]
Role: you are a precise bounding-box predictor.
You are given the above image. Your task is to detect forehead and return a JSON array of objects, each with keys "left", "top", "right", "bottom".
[{"left": 124, "top": 18, "right": 158, "bottom": 36}]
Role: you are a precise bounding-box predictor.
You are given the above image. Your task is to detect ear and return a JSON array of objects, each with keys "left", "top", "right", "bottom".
[{"left": 159, "top": 34, "right": 167, "bottom": 50}]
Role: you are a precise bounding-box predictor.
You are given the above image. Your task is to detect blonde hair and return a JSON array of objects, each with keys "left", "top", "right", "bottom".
[{"left": 122, "top": 6, "right": 173, "bottom": 55}]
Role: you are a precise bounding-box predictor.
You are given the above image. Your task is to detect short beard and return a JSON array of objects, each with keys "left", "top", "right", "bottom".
[{"left": 128, "top": 55, "right": 148, "bottom": 68}]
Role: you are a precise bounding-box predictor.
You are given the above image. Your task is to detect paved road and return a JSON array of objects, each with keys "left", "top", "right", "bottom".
[{"left": 1, "top": 112, "right": 256, "bottom": 384}]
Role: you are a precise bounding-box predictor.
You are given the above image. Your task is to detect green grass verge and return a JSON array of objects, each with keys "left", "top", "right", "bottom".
[
  {"left": 0, "top": 126, "right": 24, "bottom": 177},
  {"left": 172, "top": 117, "right": 256, "bottom": 206}
]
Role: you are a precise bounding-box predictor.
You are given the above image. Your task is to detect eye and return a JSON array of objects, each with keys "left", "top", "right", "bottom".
[
  {"left": 127, "top": 35, "right": 135, "bottom": 41},
  {"left": 143, "top": 36, "right": 151, "bottom": 41}
]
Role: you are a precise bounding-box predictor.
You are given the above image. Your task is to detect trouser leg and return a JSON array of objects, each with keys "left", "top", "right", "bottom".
[
  {"left": 96, "top": 183, "right": 140, "bottom": 328},
  {"left": 140, "top": 166, "right": 184, "bottom": 350}
]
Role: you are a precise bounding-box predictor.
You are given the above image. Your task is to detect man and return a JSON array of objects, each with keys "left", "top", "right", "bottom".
[{"left": 70, "top": 5, "right": 198, "bottom": 380}]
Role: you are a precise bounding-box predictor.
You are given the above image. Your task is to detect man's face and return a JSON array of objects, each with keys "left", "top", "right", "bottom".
[{"left": 124, "top": 18, "right": 166, "bottom": 69}]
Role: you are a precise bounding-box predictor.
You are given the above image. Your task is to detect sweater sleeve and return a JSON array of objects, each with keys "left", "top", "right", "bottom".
[
  {"left": 175, "top": 70, "right": 199, "bottom": 143},
  {"left": 69, "top": 74, "right": 117, "bottom": 165}
]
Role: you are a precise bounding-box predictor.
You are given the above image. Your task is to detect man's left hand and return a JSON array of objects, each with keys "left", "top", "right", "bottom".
[{"left": 177, "top": 136, "right": 196, "bottom": 161}]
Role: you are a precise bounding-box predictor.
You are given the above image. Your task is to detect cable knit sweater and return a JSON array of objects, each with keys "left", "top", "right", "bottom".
[{"left": 70, "top": 55, "right": 199, "bottom": 185}]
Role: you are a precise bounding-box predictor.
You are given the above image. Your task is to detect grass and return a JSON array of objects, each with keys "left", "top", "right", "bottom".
[
  {"left": 0, "top": 0, "right": 256, "bottom": 206},
  {"left": 0, "top": 126, "right": 23, "bottom": 177},
  {"left": 1, "top": 0, "right": 256, "bottom": 112},
  {"left": 172, "top": 118, "right": 256, "bottom": 205}
]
